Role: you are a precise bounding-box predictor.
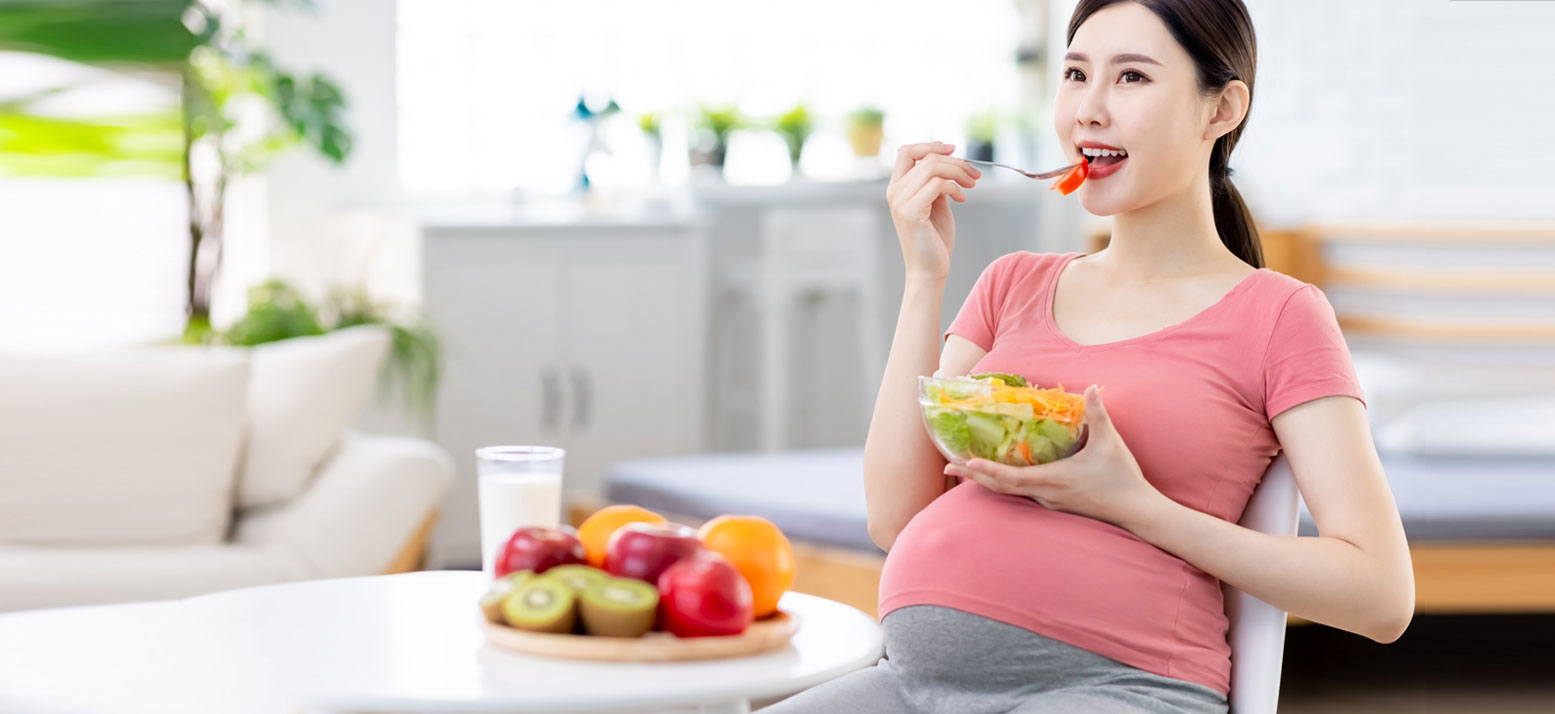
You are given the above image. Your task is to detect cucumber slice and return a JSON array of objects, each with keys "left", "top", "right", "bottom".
[
  {"left": 1037, "top": 419, "right": 1078, "bottom": 452},
  {"left": 964, "top": 412, "right": 1006, "bottom": 460}
]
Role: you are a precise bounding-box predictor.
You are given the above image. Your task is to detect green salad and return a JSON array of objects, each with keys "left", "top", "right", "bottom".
[{"left": 919, "top": 373, "right": 1086, "bottom": 466}]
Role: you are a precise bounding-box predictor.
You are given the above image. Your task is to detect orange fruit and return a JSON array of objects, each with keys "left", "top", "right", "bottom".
[
  {"left": 696, "top": 515, "right": 795, "bottom": 619},
  {"left": 578, "top": 505, "right": 667, "bottom": 568}
]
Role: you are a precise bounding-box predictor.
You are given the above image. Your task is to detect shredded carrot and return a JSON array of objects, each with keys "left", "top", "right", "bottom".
[{"left": 929, "top": 376, "right": 1089, "bottom": 425}]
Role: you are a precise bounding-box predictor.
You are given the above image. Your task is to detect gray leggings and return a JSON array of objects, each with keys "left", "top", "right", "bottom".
[{"left": 760, "top": 605, "right": 1229, "bottom": 714}]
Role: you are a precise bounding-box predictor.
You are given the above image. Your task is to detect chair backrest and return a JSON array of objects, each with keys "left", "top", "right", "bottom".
[{"left": 1221, "top": 453, "right": 1299, "bottom": 714}]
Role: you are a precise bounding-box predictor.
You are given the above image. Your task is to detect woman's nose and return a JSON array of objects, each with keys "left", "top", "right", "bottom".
[{"left": 1074, "top": 86, "right": 1108, "bottom": 127}]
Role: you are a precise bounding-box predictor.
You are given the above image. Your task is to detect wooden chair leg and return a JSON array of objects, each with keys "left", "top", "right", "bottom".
[{"left": 382, "top": 509, "right": 440, "bottom": 575}]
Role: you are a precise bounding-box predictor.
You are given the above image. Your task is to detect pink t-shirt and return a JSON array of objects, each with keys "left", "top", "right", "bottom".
[{"left": 877, "top": 250, "right": 1365, "bottom": 695}]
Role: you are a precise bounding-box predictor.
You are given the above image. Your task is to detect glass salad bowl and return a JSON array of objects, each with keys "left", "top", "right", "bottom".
[{"left": 919, "top": 373, "right": 1089, "bottom": 466}]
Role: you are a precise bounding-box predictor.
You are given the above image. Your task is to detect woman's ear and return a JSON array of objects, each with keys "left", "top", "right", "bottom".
[{"left": 1204, "top": 79, "right": 1250, "bottom": 141}]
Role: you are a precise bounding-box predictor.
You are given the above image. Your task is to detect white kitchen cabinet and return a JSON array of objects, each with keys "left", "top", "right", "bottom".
[{"left": 421, "top": 214, "right": 707, "bottom": 568}]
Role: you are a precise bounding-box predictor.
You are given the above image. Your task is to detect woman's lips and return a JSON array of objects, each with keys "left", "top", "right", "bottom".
[{"left": 1085, "top": 154, "right": 1127, "bottom": 180}]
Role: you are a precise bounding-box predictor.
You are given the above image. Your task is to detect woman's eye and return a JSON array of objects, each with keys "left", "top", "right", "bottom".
[
  {"left": 1064, "top": 67, "right": 1086, "bottom": 82},
  {"left": 1120, "top": 70, "right": 1148, "bottom": 83}
]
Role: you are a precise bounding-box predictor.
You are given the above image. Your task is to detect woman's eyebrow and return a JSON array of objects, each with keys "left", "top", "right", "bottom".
[{"left": 1062, "top": 52, "right": 1163, "bottom": 67}]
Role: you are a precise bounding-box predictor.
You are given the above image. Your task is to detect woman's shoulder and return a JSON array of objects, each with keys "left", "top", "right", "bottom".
[
  {"left": 1237, "top": 267, "right": 1347, "bottom": 343},
  {"left": 1248, "top": 266, "right": 1336, "bottom": 313},
  {"left": 980, "top": 250, "right": 1077, "bottom": 280},
  {"left": 1254, "top": 265, "right": 1314, "bottom": 295}
]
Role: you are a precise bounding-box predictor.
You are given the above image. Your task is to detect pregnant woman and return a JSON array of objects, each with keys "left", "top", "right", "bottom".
[{"left": 761, "top": 1, "right": 1414, "bottom": 713}]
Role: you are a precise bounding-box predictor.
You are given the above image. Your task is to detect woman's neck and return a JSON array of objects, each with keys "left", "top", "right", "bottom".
[{"left": 1094, "top": 176, "right": 1237, "bottom": 282}]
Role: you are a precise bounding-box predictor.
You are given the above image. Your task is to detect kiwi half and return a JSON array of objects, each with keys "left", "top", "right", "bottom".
[
  {"left": 501, "top": 577, "right": 577, "bottom": 634},
  {"left": 479, "top": 571, "right": 534, "bottom": 623},
  {"left": 579, "top": 577, "right": 660, "bottom": 638},
  {"left": 543, "top": 564, "right": 612, "bottom": 594}
]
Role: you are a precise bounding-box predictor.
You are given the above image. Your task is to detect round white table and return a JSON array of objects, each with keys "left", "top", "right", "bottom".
[{"left": 0, "top": 570, "right": 884, "bottom": 714}]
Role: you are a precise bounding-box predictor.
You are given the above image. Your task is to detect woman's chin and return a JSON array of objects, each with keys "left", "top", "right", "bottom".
[{"left": 1078, "top": 191, "right": 1127, "bottom": 217}]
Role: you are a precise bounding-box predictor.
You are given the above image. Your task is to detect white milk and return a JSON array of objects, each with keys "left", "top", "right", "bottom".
[{"left": 477, "top": 471, "right": 563, "bottom": 576}]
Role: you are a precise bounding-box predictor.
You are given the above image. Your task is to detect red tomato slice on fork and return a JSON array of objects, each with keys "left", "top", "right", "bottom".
[{"left": 1049, "top": 160, "right": 1089, "bottom": 195}]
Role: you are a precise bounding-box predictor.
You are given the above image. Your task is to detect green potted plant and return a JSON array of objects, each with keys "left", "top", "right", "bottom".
[
  {"left": 638, "top": 111, "right": 662, "bottom": 177},
  {"left": 847, "top": 106, "right": 885, "bottom": 158},
  {"left": 690, "top": 104, "right": 740, "bottom": 169},
  {"left": 965, "top": 111, "right": 1000, "bottom": 162},
  {"left": 774, "top": 104, "right": 813, "bottom": 167}
]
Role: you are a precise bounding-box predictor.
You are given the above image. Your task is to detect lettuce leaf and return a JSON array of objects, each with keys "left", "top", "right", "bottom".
[{"left": 925, "top": 408, "right": 972, "bottom": 455}]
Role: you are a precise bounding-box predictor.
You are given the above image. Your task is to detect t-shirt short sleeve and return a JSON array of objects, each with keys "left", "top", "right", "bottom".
[
  {"left": 1262, "top": 283, "right": 1367, "bottom": 420},
  {"left": 944, "top": 253, "right": 1020, "bottom": 351}
]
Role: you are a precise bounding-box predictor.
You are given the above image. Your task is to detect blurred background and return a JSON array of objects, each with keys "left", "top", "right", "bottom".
[{"left": 2, "top": 1, "right": 1554, "bottom": 712}]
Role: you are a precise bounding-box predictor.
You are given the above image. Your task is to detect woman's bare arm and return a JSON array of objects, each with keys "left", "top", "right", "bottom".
[
  {"left": 870, "top": 140, "right": 983, "bottom": 552},
  {"left": 1120, "top": 395, "right": 1415, "bottom": 642},
  {"left": 863, "top": 291, "right": 987, "bottom": 552}
]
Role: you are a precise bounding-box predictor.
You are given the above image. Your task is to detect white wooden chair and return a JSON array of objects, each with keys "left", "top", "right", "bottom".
[{"left": 1222, "top": 453, "right": 1299, "bottom": 714}]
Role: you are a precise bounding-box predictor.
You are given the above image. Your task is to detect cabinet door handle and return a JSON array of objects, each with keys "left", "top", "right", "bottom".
[
  {"left": 572, "top": 365, "right": 591, "bottom": 432},
  {"left": 541, "top": 366, "right": 561, "bottom": 433}
]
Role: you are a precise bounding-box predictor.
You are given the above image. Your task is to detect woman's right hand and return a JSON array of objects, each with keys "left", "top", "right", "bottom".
[{"left": 887, "top": 141, "right": 980, "bottom": 282}]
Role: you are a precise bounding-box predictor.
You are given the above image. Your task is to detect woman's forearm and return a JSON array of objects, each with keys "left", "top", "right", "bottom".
[
  {"left": 863, "top": 277, "right": 948, "bottom": 551},
  {"left": 1122, "top": 494, "right": 1414, "bottom": 643}
]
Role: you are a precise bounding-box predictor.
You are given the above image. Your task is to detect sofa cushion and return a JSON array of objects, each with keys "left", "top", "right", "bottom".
[
  {"left": 239, "top": 325, "right": 390, "bottom": 509},
  {"left": 0, "top": 544, "right": 303, "bottom": 613},
  {"left": 0, "top": 348, "right": 250, "bottom": 546}
]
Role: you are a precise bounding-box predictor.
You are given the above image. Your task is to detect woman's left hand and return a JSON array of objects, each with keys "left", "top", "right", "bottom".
[{"left": 945, "top": 385, "right": 1166, "bottom": 530}]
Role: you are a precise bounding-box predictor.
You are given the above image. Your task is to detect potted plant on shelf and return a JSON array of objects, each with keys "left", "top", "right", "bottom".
[
  {"left": 965, "top": 111, "right": 1000, "bottom": 162},
  {"left": 638, "top": 111, "right": 662, "bottom": 177},
  {"left": 774, "top": 104, "right": 813, "bottom": 168},
  {"left": 690, "top": 104, "right": 740, "bottom": 169},
  {"left": 847, "top": 106, "right": 885, "bottom": 158}
]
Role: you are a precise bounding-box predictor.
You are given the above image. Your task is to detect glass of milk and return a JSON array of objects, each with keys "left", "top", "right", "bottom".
[{"left": 475, "top": 445, "right": 565, "bottom": 577}]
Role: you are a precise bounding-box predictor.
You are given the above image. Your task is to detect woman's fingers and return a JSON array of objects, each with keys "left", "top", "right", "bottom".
[
  {"left": 900, "top": 153, "right": 980, "bottom": 196},
  {"left": 889, "top": 145, "right": 980, "bottom": 200},
  {"left": 892, "top": 141, "right": 954, "bottom": 182},
  {"left": 890, "top": 154, "right": 980, "bottom": 210},
  {"left": 901, "top": 177, "right": 966, "bottom": 221}
]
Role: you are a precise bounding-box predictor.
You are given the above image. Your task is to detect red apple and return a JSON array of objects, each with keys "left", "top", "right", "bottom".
[
  {"left": 657, "top": 553, "right": 755, "bottom": 638},
  {"left": 603, "top": 522, "right": 705, "bottom": 585},
  {"left": 495, "top": 526, "right": 585, "bottom": 578}
]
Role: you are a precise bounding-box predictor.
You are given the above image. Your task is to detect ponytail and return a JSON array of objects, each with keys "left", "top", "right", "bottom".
[{"left": 1210, "top": 136, "right": 1263, "bottom": 269}]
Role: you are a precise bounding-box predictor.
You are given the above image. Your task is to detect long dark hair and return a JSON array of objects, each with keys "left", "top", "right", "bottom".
[{"left": 1068, "top": 0, "right": 1264, "bottom": 269}]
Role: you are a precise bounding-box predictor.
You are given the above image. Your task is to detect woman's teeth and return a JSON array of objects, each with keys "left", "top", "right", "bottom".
[{"left": 1081, "top": 147, "right": 1127, "bottom": 158}]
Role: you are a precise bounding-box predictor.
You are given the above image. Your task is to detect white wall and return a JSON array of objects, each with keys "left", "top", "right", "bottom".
[
  {"left": 1236, "top": 0, "right": 1555, "bottom": 223},
  {"left": 1047, "top": 0, "right": 1555, "bottom": 228}
]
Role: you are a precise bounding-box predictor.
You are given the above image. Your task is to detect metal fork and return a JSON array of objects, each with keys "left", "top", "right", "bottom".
[{"left": 961, "top": 157, "right": 1086, "bottom": 180}]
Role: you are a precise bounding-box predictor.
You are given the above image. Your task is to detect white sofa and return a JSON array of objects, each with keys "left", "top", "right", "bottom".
[{"left": 0, "top": 326, "right": 455, "bottom": 614}]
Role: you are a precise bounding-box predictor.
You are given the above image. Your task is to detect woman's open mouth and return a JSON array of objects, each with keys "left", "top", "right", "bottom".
[{"left": 1080, "top": 146, "right": 1128, "bottom": 180}]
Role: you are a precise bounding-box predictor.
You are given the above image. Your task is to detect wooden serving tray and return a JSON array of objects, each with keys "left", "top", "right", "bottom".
[{"left": 480, "top": 609, "right": 800, "bottom": 662}]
